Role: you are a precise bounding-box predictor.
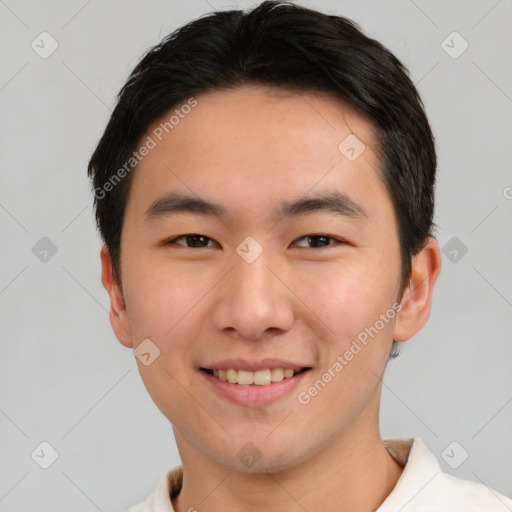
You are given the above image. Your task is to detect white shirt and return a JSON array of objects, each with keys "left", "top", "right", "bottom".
[{"left": 127, "top": 437, "right": 512, "bottom": 511}]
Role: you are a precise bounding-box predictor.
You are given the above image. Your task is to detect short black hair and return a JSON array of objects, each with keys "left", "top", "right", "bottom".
[{"left": 88, "top": 0, "right": 438, "bottom": 359}]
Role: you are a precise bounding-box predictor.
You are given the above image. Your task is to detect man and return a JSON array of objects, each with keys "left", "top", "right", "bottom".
[{"left": 88, "top": 1, "right": 512, "bottom": 510}]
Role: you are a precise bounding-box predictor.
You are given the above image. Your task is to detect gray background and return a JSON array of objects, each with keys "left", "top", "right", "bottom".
[{"left": 1, "top": 0, "right": 511, "bottom": 510}]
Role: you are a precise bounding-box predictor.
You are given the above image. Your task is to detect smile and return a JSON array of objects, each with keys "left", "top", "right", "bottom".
[
  {"left": 200, "top": 366, "right": 312, "bottom": 407},
  {"left": 201, "top": 367, "right": 310, "bottom": 386}
]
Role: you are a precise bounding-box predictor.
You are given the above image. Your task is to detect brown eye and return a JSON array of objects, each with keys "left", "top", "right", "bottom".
[
  {"left": 293, "top": 235, "right": 344, "bottom": 248},
  {"left": 165, "top": 234, "right": 216, "bottom": 248}
]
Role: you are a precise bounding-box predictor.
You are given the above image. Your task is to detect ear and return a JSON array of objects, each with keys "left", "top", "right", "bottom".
[
  {"left": 100, "top": 245, "right": 134, "bottom": 348},
  {"left": 393, "top": 237, "right": 442, "bottom": 342}
]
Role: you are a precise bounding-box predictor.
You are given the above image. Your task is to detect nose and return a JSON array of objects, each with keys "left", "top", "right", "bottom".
[{"left": 210, "top": 247, "right": 295, "bottom": 341}]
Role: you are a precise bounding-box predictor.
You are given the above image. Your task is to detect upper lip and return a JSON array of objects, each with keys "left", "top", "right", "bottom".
[{"left": 201, "top": 358, "right": 312, "bottom": 372}]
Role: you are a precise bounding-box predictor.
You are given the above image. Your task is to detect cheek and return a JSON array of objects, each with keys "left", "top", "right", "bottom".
[
  {"left": 122, "top": 256, "right": 196, "bottom": 340},
  {"left": 302, "top": 261, "right": 381, "bottom": 341},
  {"left": 122, "top": 257, "right": 214, "bottom": 386},
  {"left": 303, "top": 258, "right": 398, "bottom": 367}
]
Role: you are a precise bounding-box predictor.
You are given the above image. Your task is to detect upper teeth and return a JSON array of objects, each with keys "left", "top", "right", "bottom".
[{"left": 212, "top": 368, "right": 300, "bottom": 385}]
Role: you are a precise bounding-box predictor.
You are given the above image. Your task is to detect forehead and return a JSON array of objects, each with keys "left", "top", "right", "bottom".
[
  {"left": 152, "top": 84, "right": 378, "bottom": 157},
  {"left": 125, "top": 85, "right": 390, "bottom": 226}
]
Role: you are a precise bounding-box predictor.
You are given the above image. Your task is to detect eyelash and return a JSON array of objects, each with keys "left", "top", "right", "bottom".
[{"left": 163, "top": 234, "right": 346, "bottom": 249}]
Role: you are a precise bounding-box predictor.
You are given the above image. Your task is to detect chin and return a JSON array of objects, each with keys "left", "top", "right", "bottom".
[
  {"left": 211, "top": 438, "right": 315, "bottom": 475},
  {"left": 224, "top": 454, "right": 305, "bottom": 474}
]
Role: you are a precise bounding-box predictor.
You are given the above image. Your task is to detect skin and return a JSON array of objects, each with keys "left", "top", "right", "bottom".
[{"left": 101, "top": 85, "right": 441, "bottom": 512}]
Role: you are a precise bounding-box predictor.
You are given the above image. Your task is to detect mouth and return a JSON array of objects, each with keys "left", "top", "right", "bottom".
[
  {"left": 200, "top": 367, "right": 311, "bottom": 386},
  {"left": 199, "top": 366, "right": 312, "bottom": 407},
  {"left": 199, "top": 357, "right": 314, "bottom": 407}
]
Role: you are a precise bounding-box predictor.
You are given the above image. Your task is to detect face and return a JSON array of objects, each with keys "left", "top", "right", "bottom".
[{"left": 102, "top": 85, "right": 434, "bottom": 472}]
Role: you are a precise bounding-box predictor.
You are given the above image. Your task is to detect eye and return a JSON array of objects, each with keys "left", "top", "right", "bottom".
[
  {"left": 163, "top": 233, "right": 345, "bottom": 249},
  {"left": 164, "top": 234, "right": 217, "bottom": 248},
  {"left": 292, "top": 234, "right": 345, "bottom": 248}
]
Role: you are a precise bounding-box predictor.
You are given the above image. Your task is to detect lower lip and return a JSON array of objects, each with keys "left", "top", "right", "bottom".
[{"left": 200, "top": 369, "right": 311, "bottom": 407}]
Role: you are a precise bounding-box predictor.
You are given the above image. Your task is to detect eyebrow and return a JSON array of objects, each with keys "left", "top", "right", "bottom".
[{"left": 143, "top": 190, "right": 369, "bottom": 223}]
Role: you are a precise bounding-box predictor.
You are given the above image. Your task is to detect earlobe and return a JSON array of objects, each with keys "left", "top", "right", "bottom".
[
  {"left": 100, "top": 245, "right": 134, "bottom": 348},
  {"left": 393, "top": 237, "right": 442, "bottom": 343}
]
